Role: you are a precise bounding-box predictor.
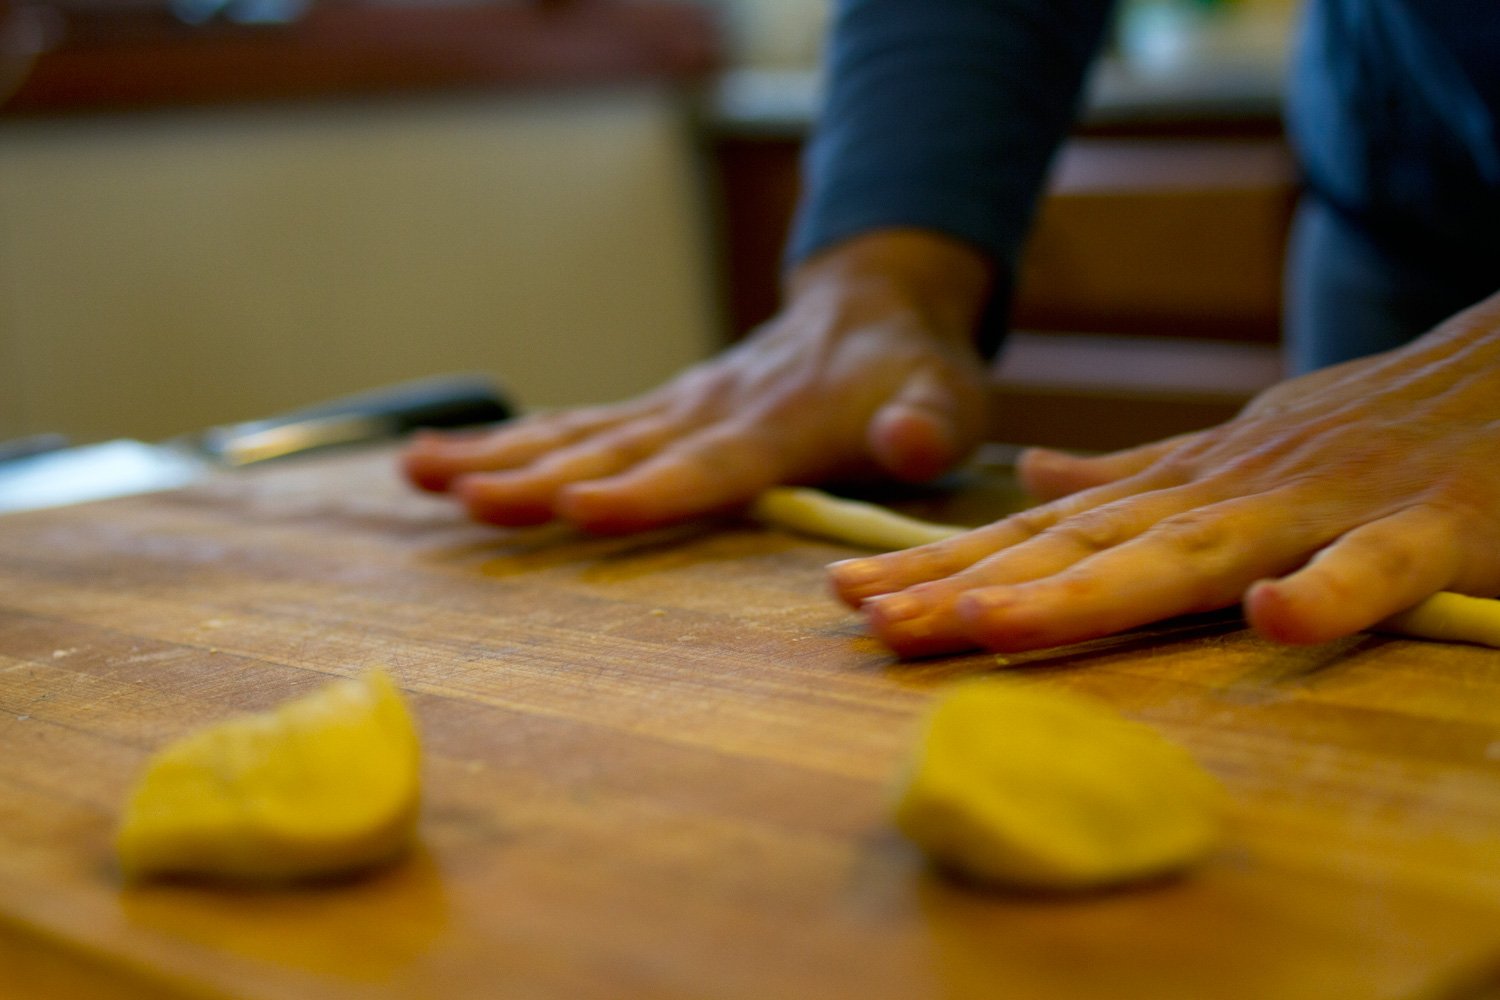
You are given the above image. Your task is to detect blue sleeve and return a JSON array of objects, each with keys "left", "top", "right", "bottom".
[
  {"left": 785, "top": 0, "right": 1118, "bottom": 354},
  {"left": 1289, "top": 0, "right": 1500, "bottom": 252}
]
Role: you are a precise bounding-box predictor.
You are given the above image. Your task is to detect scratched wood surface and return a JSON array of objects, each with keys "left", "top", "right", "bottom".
[{"left": 2, "top": 445, "right": 1500, "bottom": 1000}]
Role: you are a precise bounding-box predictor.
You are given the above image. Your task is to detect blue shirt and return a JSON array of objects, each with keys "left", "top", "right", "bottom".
[
  {"left": 1290, "top": 0, "right": 1500, "bottom": 250},
  {"left": 787, "top": 0, "right": 1500, "bottom": 353}
]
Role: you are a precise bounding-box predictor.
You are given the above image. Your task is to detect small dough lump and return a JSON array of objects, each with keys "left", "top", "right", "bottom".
[
  {"left": 893, "top": 678, "right": 1223, "bottom": 891},
  {"left": 117, "top": 669, "right": 421, "bottom": 883}
]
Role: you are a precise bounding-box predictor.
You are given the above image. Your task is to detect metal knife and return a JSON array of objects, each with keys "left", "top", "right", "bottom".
[{"left": 0, "top": 373, "right": 513, "bottom": 514}]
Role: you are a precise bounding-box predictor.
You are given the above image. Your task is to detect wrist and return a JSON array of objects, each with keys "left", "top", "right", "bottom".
[{"left": 785, "top": 229, "right": 994, "bottom": 348}]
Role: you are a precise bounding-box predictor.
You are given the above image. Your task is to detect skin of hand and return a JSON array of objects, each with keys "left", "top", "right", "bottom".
[
  {"left": 830, "top": 288, "right": 1500, "bottom": 657},
  {"left": 401, "top": 230, "right": 995, "bottom": 533}
]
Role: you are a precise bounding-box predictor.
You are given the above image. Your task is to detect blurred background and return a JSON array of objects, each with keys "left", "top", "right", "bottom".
[{"left": 0, "top": 0, "right": 1298, "bottom": 452}]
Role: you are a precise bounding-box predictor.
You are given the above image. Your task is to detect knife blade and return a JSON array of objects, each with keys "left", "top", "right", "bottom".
[{"left": 0, "top": 373, "right": 513, "bottom": 514}]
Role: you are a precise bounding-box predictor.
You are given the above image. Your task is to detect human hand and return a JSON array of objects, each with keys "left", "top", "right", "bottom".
[
  {"left": 401, "top": 231, "right": 994, "bottom": 533},
  {"left": 830, "top": 290, "right": 1500, "bottom": 657}
]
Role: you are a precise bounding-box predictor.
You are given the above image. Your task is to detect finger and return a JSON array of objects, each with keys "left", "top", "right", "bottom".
[
  {"left": 1243, "top": 507, "right": 1462, "bottom": 645},
  {"left": 557, "top": 424, "right": 789, "bottom": 533},
  {"left": 867, "top": 366, "right": 980, "bottom": 482},
  {"left": 829, "top": 513, "right": 1052, "bottom": 658},
  {"left": 828, "top": 469, "right": 1180, "bottom": 608},
  {"left": 954, "top": 493, "right": 1316, "bottom": 652},
  {"left": 828, "top": 520, "right": 1022, "bottom": 610},
  {"left": 456, "top": 417, "right": 687, "bottom": 526},
  {"left": 857, "top": 482, "right": 1229, "bottom": 656},
  {"left": 1016, "top": 433, "right": 1197, "bottom": 501},
  {"left": 400, "top": 402, "right": 654, "bottom": 492},
  {"left": 856, "top": 585, "right": 979, "bottom": 658}
]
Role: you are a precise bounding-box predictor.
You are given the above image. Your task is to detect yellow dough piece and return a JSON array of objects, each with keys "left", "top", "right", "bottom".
[
  {"left": 117, "top": 669, "right": 421, "bottom": 883},
  {"left": 893, "top": 679, "right": 1223, "bottom": 891}
]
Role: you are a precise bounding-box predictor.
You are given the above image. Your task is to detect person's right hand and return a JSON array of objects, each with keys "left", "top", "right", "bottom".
[{"left": 401, "top": 230, "right": 996, "bottom": 533}]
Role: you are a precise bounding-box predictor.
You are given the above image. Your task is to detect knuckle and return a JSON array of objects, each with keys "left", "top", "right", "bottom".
[
  {"left": 1427, "top": 484, "right": 1500, "bottom": 536},
  {"left": 1146, "top": 508, "right": 1233, "bottom": 559},
  {"left": 1148, "top": 449, "right": 1205, "bottom": 486},
  {"left": 1043, "top": 511, "right": 1133, "bottom": 555},
  {"left": 1341, "top": 532, "right": 1419, "bottom": 584},
  {"left": 669, "top": 368, "right": 740, "bottom": 418},
  {"left": 601, "top": 422, "right": 674, "bottom": 463},
  {"left": 693, "top": 423, "right": 783, "bottom": 479},
  {"left": 1006, "top": 506, "right": 1060, "bottom": 541}
]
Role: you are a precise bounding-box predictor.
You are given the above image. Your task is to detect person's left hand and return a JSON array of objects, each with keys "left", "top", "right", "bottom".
[{"left": 829, "top": 290, "right": 1500, "bottom": 657}]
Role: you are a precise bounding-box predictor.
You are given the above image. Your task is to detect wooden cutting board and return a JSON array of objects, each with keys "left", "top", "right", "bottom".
[{"left": 2, "top": 445, "right": 1499, "bottom": 1000}]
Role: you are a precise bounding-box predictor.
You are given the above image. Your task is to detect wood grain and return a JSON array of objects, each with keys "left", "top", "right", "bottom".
[{"left": 1, "top": 445, "right": 1499, "bottom": 999}]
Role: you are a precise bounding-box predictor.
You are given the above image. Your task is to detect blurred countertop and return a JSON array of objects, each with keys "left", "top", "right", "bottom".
[
  {"left": 3, "top": 0, "right": 1290, "bottom": 129},
  {"left": 709, "top": 2, "right": 1294, "bottom": 137},
  {"left": 709, "top": 54, "right": 1287, "bottom": 139},
  {"left": 1, "top": 0, "right": 723, "bottom": 117}
]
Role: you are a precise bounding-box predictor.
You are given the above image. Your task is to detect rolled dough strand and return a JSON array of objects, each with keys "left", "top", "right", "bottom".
[
  {"left": 752, "top": 486, "right": 1500, "bottom": 650},
  {"left": 751, "top": 486, "right": 965, "bottom": 551},
  {"left": 1375, "top": 592, "right": 1500, "bottom": 649}
]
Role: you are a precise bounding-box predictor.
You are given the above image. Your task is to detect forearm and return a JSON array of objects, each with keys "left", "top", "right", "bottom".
[{"left": 788, "top": 0, "right": 1119, "bottom": 297}]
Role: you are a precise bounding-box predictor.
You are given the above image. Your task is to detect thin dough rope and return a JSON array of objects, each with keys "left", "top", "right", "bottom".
[
  {"left": 752, "top": 486, "right": 1500, "bottom": 649},
  {"left": 751, "top": 486, "right": 965, "bottom": 551}
]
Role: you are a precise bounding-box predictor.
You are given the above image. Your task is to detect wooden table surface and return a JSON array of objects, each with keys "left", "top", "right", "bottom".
[{"left": 3, "top": 445, "right": 1500, "bottom": 1000}]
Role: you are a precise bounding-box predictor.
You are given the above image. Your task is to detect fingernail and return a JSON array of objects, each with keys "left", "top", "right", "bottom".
[
  {"left": 829, "top": 557, "right": 882, "bottom": 588},
  {"left": 961, "top": 587, "right": 1017, "bottom": 615},
  {"left": 864, "top": 591, "right": 923, "bottom": 623}
]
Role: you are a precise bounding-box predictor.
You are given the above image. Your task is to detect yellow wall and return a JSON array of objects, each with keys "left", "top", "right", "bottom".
[{"left": 0, "top": 86, "right": 718, "bottom": 442}]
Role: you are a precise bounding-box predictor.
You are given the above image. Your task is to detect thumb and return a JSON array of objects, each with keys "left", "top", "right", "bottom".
[{"left": 867, "top": 366, "right": 984, "bottom": 482}]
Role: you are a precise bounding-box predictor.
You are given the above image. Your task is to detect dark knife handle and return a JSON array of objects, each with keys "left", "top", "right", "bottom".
[
  {"left": 261, "top": 373, "right": 514, "bottom": 433},
  {"left": 197, "top": 373, "right": 515, "bottom": 465}
]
